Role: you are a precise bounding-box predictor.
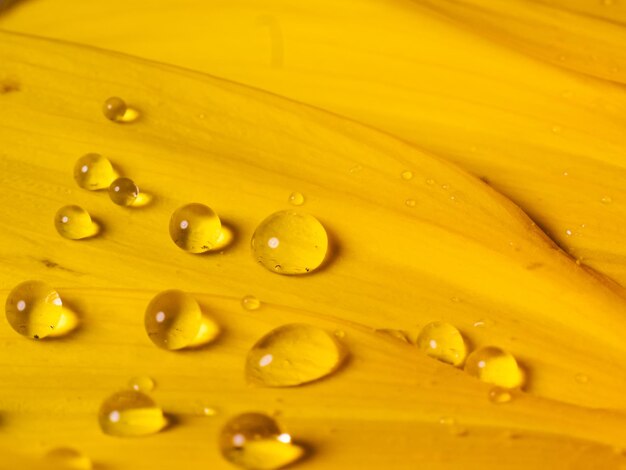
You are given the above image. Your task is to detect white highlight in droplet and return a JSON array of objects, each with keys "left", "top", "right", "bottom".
[
  {"left": 180, "top": 220, "right": 189, "bottom": 230},
  {"left": 268, "top": 237, "right": 280, "bottom": 249},
  {"left": 429, "top": 339, "right": 437, "bottom": 349},
  {"left": 232, "top": 433, "right": 245, "bottom": 447},
  {"left": 52, "top": 297, "right": 63, "bottom": 306},
  {"left": 61, "top": 216, "right": 69, "bottom": 224},
  {"left": 109, "top": 410, "right": 120, "bottom": 423},
  {"left": 259, "top": 354, "right": 273, "bottom": 367},
  {"left": 81, "top": 165, "right": 89, "bottom": 173},
  {"left": 277, "top": 433, "right": 292, "bottom": 444},
  {"left": 16, "top": 300, "right": 26, "bottom": 312},
  {"left": 114, "top": 186, "right": 120, "bottom": 192},
  {"left": 478, "top": 360, "right": 486, "bottom": 369},
  {"left": 155, "top": 311, "right": 166, "bottom": 323}
]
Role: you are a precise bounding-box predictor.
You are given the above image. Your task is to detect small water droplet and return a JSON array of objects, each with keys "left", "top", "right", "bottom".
[
  {"left": 575, "top": 373, "right": 589, "bottom": 384},
  {"left": 145, "top": 290, "right": 219, "bottom": 350},
  {"left": 46, "top": 447, "right": 92, "bottom": 470},
  {"left": 109, "top": 177, "right": 139, "bottom": 207},
  {"left": 169, "top": 203, "right": 222, "bottom": 253},
  {"left": 202, "top": 406, "right": 218, "bottom": 416},
  {"left": 98, "top": 390, "right": 166, "bottom": 437},
  {"left": 241, "top": 295, "right": 261, "bottom": 311},
  {"left": 601, "top": 196, "right": 613, "bottom": 204},
  {"left": 288, "top": 192, "right": 304, "bottom": 206},
  {"left": 246, "top": 324, "right": 346, "bottom": 387},
  {"left": 102, "top": 96, "right": 128, "bottom": 122},
  {"left": 451, "top": 297, "right": 461, "bottom": 303},
  {"left": 565, "top": 229, "right": 573, "bottom": 236},
  {"left": 55, "top": 205, "right": 98, "bottom": 240},
  {"left": 128, "top": 376, "right": 155, "bottom": 392},
  {"left": 405, "top": 199, "right": 416, "bottom": 207},
  {"left": 401, "top": 170, "right": 413, "bottom": 180},
  {"left": 425, "top": 178, "right": 435, "bottom": 185},
  {"left": 74, "top": 153, "right": 116, "bottom": 190},
  {"left": 219, "top": 413, "right": 304, "bottom": 470},
  {"left": 488, "top": 387, "right": 512, "bottom": 404},
  {"left": 562, "top": 171, "right": 569, "bottom": 177},
  {"left": 464, "top": 346, "right": 523, "bottom": 388},
  {"left": 416, "top": 322, "right": 467, "bottom": 366},
  {"left": 333, "top": 329, "right": 346, "bottom": 339},
  {"left": 5, "top": 280, "right": 65, "bottom": 339},
  {"left": 252, "top": 211, "right": 328, "bottom": 275},
  {"left": 441, "top": 184, "right": 450, "bottom": 190}
]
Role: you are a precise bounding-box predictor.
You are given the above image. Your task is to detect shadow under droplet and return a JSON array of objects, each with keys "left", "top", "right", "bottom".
[
  {"left": 131, "top": 191, "right": 154, "bottom": 208},
  {"left": 186, "top": 313, "right": 222, "bottom": 350},
  {"left": 200, "top": 222, "right": 237, "bottom": 254},
  {"left": 46, "top": 299, "right": 82, "bottom": 339}
]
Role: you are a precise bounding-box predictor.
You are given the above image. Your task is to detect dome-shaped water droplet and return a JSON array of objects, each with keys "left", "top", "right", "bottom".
[
  {"left": 288, "top": 192, "right": 305, "bottom": 206},
  {"left": 98, "top": 390, "right": 166, "bottom": 437},
  {"left": 464, "top": 346, "right": 523, "bottom": 388},
  {"left": 128, "top": 376, "right": 155, "bottom": 392},
  {"left": 5, "top": 280, "right": 64, "bottom": 339},
  {"left": 102, "top": 96, "right": 127, "bottom": 122},
  {"left": 54, "top": 205, "right": 98, "bottom": 240},
  {"left": 246, "top": 324, "right": 345, "bottom": 387},
  {"left": 251, "top": 211, "right": 328, "bottom": 275},
  {"left": 416, "top": 321, "right": 467, "bottom": 366},
  {"left": 144, "top": 290, "right": 219, "bottom": 350},
  {"left": 74, "top": 153, "right": 115, "bottom": 190},
  {"left": 488, "top": 386, "right": 512, "bottom": 404},
  {"left": 109, "top": 177, "right": 139, "bottom": 207},
  {"left": 169, "top": 203, "right": 222, "bottom": 253},
  {"left": 241, "top": 295, "right": 261, "bottom": 311},
  {"left": 219, "top": 412, "right": 304, "bottom": 470}
]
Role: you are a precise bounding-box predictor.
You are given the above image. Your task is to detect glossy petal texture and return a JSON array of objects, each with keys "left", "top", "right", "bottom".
[{"left": 0, "top": 27, "right": 625, "bottom": 470}]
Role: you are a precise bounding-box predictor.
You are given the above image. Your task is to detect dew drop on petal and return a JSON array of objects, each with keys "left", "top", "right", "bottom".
[
  {"left": 128, "top": 376, "right": 155, "bottom": 392},
  {"left": 55, "top": 205, "right": 98, "bottom": 240},
  {"left": 73, "top": 153, "right": 115, "bottom": 190},
  {"left": 464, "top": 346, "right": 523, "bottom": 388},
  {"left": 109, "top": 177, "right": 139, "bottom": 207},
  {"left": 169, "top": 203, "right": 222, "bottom": 253},
  {"left": 5, "top": 280, "right": 64, "bottom": 339},
  {"left": 246, "top": 324, "right": 345, "bottom": 387},
  {"left": 288, "top": 192, "right": 305, "bottom": 206},
  {"left": 46, "top": 447, "right": 92, "bottom": 470},
  {"left": 241, "top": 295, "right": 261, "bottom": 311},
  {"left": 416, "top": 322, "right": 467, "bottom": 366},
  {"left": 98, "top": 390, "right": 166, "bottom": 437}
]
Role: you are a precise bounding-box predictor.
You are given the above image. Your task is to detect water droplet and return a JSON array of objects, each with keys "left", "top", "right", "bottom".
[
  {"left": 241, "top": 295, "right": 261, "bottom": 311},
  {"left": 169, "top": 203, "right": 222, "bottom": 253},
  {"left": 601, "top": 196, "right": 613, "bottom": 204},
  {"left": 202, "top": 406, "right": 218, "bottom": 416},
  {"left": 405, "top": 199, "right": 416, "bottom": 207},
  {"left": 575, "top": 373, "right": 589, "bottom": 384},
  {"left": 73, "top": 153, "right": 115, "bottom": 190},
  {"left": 55, "top": 205, "right": 98, "bottom": 240},
  {"left": 288, "top": 192, "right": 304, "bottom": 206},
  {"left": 46, "top": 447, "right": 92, "bottom": 470},
  {"left": 441, "top": 184, "right": 450, "bottom": 190},
  {"left": 464, "top": 346, "right": 523, "bottom": 388},
  {"left": 5, "top": 280, "right": 64, "bottom": 339},
  {"left": 562, "top": 171, "right": 569, "bottom": 177},
  {"left": 333, "top": 329, "right": 346, "bottom": 339},
  {"left": 109, "top": 177, "right": 139, "bottom": 207},
  {"left": 488, "top": 387, "right": 512, "bottom": 404},
  {"left": 246, "top": 324, "right": 345, "bottom": 387},
  {"left": 145, "top": 290, "right": 219, "bottom": 350},
  {"left": 416, "top": 322, "right": 467, "bottom": 366},
  {"left": 401, "top": 170, "right": 413, "bottom": 180},
  {"left": 425, "top": 178, "right": 435, "bottom": 185},
  {"left": 219, "top": 412, "right": 304, "bottom": 470},
  {"left": 98, "top": 390, "right": 166, "bottom": 437},
  {"left": 251, "top": 211, "right": 328, "bottom": 275},
  {"left": 128, "top": 376, "right": 155, "bottom": 392},
  {"left": 565, "top": 229, "right": 573, "bottom": 236},
  {"left": 102, "top": 96, "right": 128, "bottom": 122}
]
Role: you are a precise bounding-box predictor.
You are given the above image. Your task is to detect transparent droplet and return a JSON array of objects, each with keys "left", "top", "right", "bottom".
[
  {"left": 46, "top": 447, "right": 92, "bottom": 470},
  {"left": 488, "top": 387, "right": 513, "bottom": 404},
  {"left": 464, "top": 346, "right": 523, "bottom": 388},
  {"left": 401, "top": 170, "right": 413, "bottom": 180},
  {"left": 5, "top": 280, "right": 64, "bottom": 339},
  {"left": 251, "top": 211, "right": 328, "bottom": 275},
  {"left": 145, "top": 290, "right": 219, "bottom": 350},
  {"left": 102, "top": 96, "right": 127, "bottom": 122},
  {"left": 241, "top": 295, "right": 261, "bottom": 311},
  {"left": 201, "top": 406, "right": 218, "bottom": 417},
  {"left": 405, "top": 199, "right": 416, "bottom": 207},
  {"left": 54, "top": 205, "right": 98, "bottom": 240},
  {"left": 169, "top": 203, "right": 222, "bottom": 253},
  {"left": 333, "top": 329, "right": 346, "bottom": 339},
  {"left": 288, "top": 192, "right": 304, "bottom": 206},
  {"left": 425, "top": 178, "right": 435, "bottom": 185},
  {"left": 246, "top": 323, "right": 345, "bottom": 387},
  {"left": 128, "top": 376, "right": 155, "bottom": 392},
  {"left": 219, "top": 412, "right": 304, "bottom": 470},
  {"left": 109, "top": 177, "right": 139, "bottom": 207},
  {"left": 601, "top": 196, "right": 613, "bottom": 204},
  {"left": 416, "top": 322, "right": 467, "bottom": 366},
  {"left": 74, "top": 153, "right": 115, "bottom": 190},
  {"left": 98, "top": 390, "right": 166, "bottom": 437}
]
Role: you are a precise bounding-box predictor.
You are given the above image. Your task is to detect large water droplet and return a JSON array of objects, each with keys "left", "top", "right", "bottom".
[
  {"left": 144, "top": 290, "right": 219, "bottom": 350},
  {"left": 251, "top": 211, "right": 328, "bottom": 275},
  {"left": 416, "top": 321, "right": 467, "bottom": 366},
  {"left": 169, "top": 203, "right": 222, "bottom": 253},
  {"left": 246, "top": 324, "right": 345, "bottom": 387},
  {"left": 464, "top": 346, "right": 523, "bottom": 388},
  {"left": 219, "top": 412, "right": 304, "bottom": 470},
  {"left": 73, "top": 153, "right": 115, "bottom": 190},
  {"left": 5, "top": 280, "right": 64, "bottom": 339},
  {"left": 98, "top": 390, "right": 166, "bottom": 437},
  {"left": 54, "top": 205, "right": 99, "bottom": 240},
  {"left": 46, "top": 447, "right": 92, "bottom": 470}
]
